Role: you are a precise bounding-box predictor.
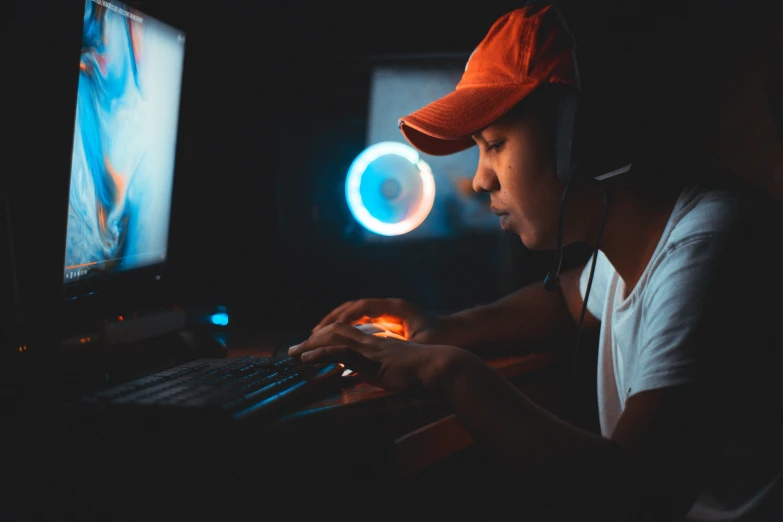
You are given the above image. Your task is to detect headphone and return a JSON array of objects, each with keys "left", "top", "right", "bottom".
[
  {"left": 525, "top": 0, "right": 581, "bottom": 182},
  {"left": 523, "top": 0, "right": 630, "bottom": 292},
  {"left": 522, "top": 0, "right": 586, "bottom": 291},
  {"left": 524, "top": 1, "right": 621, "bottom": 377},
  {"left": 524, "top": 0, "right": 634, "bottom": 185}
]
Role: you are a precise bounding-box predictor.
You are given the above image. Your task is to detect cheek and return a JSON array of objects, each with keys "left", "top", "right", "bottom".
[
  {"left": 510, "top": 171, "right": 564, "bottom": 249},
  {"left": 517, "top": 202, "right": 555, "bottom": 249}
]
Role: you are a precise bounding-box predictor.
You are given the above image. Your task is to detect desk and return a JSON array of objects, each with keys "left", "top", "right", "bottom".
[
  {"left": 225, "top": 329, "right": 566, "bottom": 479},
  {"left": 5, "top": 328, "right": 574, "bottom": 519}
]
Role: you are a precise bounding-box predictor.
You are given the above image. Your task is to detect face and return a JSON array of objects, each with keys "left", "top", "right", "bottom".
[{"left": 471, "top": 99, "right": 566, "bottom": 250}]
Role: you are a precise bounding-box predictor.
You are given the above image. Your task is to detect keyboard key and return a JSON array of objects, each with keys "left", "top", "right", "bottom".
[{"left": 75, "top": 357, "right": 345, "bottom": 421}]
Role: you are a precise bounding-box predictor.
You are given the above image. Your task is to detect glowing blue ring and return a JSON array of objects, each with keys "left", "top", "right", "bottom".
[{"left": 345, "top": 141, "right": 436, "bottom": 236}]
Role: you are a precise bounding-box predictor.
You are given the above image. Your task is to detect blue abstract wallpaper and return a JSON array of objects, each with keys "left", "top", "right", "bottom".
[{"left": 64, "top": 0, "right": 185, "bottom": 282}]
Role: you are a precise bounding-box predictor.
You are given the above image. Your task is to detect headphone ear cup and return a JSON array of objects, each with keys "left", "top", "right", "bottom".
[{"left": 555, "top": 86, "right": 579, "bottom": 181}]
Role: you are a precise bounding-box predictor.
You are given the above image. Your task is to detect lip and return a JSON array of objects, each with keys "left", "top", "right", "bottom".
[{"left": 498, "top": 214, "right": 511, "bottom": 231}]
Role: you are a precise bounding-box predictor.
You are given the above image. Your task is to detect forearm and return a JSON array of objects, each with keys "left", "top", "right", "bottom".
[
  {"left": 443, "top": 278, "right": 574, "bottom": 351},
  {"left": 428, "top": 347, "right": 616, "bottom": 461},
  {"left": 424, "top": 347, "right": 633, "bottom": 509}
]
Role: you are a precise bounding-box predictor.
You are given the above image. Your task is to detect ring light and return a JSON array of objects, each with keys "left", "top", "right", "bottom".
[{"left": 345, "top": 141, "right": 436, "bottom": 236}]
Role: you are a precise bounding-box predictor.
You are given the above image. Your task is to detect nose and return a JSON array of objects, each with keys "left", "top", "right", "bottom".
[{"left": 472, "top": 160, "right": 500, "bottom": 194}]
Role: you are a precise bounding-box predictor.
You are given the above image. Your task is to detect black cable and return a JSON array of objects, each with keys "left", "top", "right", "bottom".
[
  {"left": 571, "top": 184, "right": 612, "bottom": 376},
  {"left": 544, "top": 176, "right": 573, "bottom": 291}
]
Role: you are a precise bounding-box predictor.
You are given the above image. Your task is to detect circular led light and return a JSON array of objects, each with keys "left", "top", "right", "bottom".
[{"left": 345, "top": 141, "right": 436, "bottom": 236}]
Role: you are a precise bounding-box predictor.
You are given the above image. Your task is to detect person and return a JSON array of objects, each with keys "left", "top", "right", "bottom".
[{"left": 289, "top": 3, "right": 783, "bottom": 520}]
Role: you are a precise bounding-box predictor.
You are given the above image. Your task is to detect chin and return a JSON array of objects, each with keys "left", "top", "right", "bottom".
[
  {"left": 521, "top": 240, "right": 547, "bottom": 251},
  {"left": 519, "top": 233, "right": 556, "bottom": 251}
]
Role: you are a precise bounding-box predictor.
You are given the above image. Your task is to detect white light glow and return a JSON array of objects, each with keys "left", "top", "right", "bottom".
[{"left": 345, "top": 141, "right": 436, "bottom": 236}]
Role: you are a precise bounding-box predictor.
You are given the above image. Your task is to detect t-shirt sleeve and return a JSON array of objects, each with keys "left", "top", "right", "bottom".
[
  {"left": 634, "top": 235, "right": 744, "bottom": 394},
  {"left": 579, "top": 249, "right": 613, "bottom": 322}
]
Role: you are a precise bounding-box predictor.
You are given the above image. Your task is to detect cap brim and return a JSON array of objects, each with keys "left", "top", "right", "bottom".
[{"left": 399, "top": 81, "right": 539, "bottom": 156}]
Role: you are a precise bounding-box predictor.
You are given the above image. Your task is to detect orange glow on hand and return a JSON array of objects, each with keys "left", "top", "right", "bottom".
[
  {"left": 374, "top": 329, "right": 407, "bottom": 340},
  {"left": 353, "top": 315, "right": 408, "bottom": 340},
  {"left": 372, "top": 315, "right": 406, "bottom": 336}
]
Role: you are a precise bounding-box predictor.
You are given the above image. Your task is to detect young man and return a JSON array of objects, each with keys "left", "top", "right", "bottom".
[{"left": 290, "top": 4, "right": 782, "bottom": 520}]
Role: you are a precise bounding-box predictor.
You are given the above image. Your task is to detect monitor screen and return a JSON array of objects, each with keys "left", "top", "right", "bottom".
[
  {"left": 356, "top": 61, "right": 497, "bottom": 241},
  {"left": 63, "top": 0, "right": 185, "bottom": 286}
]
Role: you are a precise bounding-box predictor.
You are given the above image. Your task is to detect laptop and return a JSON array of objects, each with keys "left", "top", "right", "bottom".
[{"left": 2, "top": 0, "right": 344, "bottom": 431}]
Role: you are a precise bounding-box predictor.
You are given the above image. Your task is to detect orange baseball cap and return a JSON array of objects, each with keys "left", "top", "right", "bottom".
[{"left": 398, "top": 4, "right": 577, "bottom": 156}]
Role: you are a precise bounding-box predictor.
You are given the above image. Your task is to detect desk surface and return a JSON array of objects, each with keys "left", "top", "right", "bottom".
[
  {"left": 227, "top": 329, "right": 558, "bottom": 415},
  {"left": 225, "top": 329, "right": 563, "bottom": 478},
  {"left": 4, "top": 327, "right": 569, "bottom": 517}
]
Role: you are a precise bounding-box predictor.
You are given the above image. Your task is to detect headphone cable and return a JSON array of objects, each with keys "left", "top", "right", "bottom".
[
  {"left": 571, "top": 184, "right": 612, "bottom": 377},
  {"left": 544, "top": 176, "right": 573, "bottom": 291}
]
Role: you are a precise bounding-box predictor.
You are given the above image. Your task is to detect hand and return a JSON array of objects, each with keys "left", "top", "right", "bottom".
[
  {"left": 290, "top": 321, "right": 456, "bottom": 392},
  {"left": 311, "top": 298, "right": 454, "bottom": 345}
]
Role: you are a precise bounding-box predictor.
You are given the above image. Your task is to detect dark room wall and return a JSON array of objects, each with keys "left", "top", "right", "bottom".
[
  {"left": 9, "top": 0, "right": 558, "bottom": 345},
  {"left": 153, "top": 0, "right": 566, "bottom": 333},
  {"left": 153, "top": 0, "right": 782, "bottom": 334},
  {"left": 8, "top": 0, "right": 777, "bottom": 343}
]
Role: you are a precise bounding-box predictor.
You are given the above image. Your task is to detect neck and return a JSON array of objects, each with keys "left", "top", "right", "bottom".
[{"left": 591, "top": 179, "right": 682, "bottom": 295}]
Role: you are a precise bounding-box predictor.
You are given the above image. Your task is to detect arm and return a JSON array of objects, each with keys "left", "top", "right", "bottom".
[
  {"left": 294, "top": 234, "right": 740, "bottom": 518},
  {"left": 444, "top": 264, "right": 599, "bottom": 352},
  {"left": 421, "top": 236, "right": 746, "bottom": 518},
  {"left": 424, "top": 347, "right": 720, "bottom": 519},
  {"left": 292, "top": 319, "right": 719, "bottom": 520},
  {"left": 311, "top": 263, "right": 600, "bottom": 355}
]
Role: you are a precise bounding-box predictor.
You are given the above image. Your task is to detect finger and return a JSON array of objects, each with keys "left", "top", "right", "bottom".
[
  {"left": 314, "top": 301, "right": 371, "bottom": 333},
  {"left": 316, "top": 321, "right": 371, "bottom": 343},
  {"left": 371, "top": 314, "right": 406, "bottom": 335},
  {"left": 291, "top": 322, "right": 367, "bottom": 357},
  {"left": 315, "top": 299, "right": 407, "bottom": 333},
  {"left": 312, "top": 301, "right": 356, "bottom": 333},
  {"left": 299, "top": 343, "right": 353, "bottom": 364},
  {"left": 299, "top": 344, "right": 381, "bottom": 379}
]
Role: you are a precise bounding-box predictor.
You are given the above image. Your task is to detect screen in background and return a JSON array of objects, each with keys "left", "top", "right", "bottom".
[
  {"left": 63, "top": 0, "right": 185, "bottom": 285},
  {"left": 350, "top": 61, "right": 498, "bottom": 241}
]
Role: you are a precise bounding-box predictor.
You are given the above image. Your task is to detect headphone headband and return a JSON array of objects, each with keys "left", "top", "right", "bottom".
[
  {"left": 525, "top": 0, "right": 581, "bottom": 89},
  {"left": 526, "top": 1, "right": 580, "bottom": 181}
]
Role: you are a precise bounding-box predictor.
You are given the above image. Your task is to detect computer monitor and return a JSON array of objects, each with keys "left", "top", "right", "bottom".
[
  {"left": 33, "top": 0, "right": 190, "bottom": 350},
  {"left": 63, "top": 0, "right": 185, "bottom": 304}
]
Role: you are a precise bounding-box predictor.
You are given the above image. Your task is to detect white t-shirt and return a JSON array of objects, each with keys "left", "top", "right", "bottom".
[{"left": 579, "top": 181, "right": 782, "bottom": 521}]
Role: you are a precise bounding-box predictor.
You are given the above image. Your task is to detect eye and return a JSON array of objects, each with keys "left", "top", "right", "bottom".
[{"left": 485, "top": 140, "right": 505, "bottom": 153}]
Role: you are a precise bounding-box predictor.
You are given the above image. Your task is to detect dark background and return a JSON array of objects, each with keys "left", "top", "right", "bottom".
[
  {"left": 2, "top": 3, "right": 781, "bottom": 508},
  {"left": 3, "top": 0, "right": 576, "bottom": 347},
  {"left": 3, "top": 0, "right": 776, "bottom": 349},
  {"left": 158, "top": 0, "right": 575, "bottom": 332}
]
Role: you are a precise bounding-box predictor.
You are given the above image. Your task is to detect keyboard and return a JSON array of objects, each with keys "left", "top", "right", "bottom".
[{"left": 73, "top": 356, "right": 345, "bottom": 423}]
